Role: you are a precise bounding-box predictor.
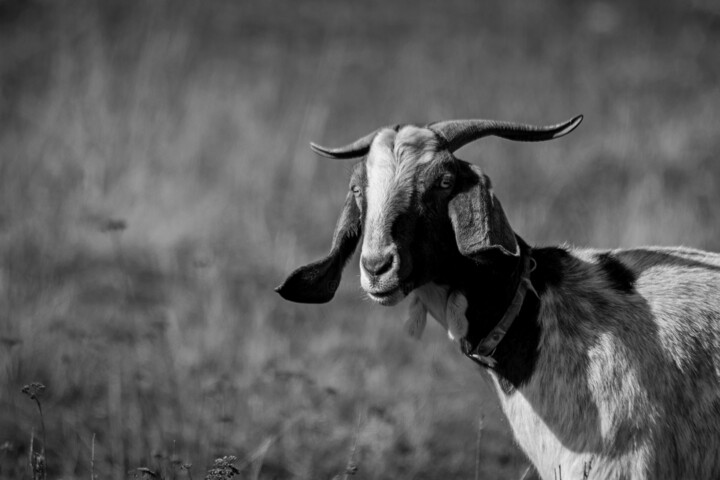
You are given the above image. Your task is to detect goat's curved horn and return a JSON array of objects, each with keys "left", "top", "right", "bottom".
[
  {"left": 310, "top": 125, "right": 400, "bottom": 159},
  {"left": 428, "top": 115, "right": 583, "bottom": 153}
]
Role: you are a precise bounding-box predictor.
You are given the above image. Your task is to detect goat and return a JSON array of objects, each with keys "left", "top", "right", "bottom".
[{"left": 276, "top": 115, "right": 720, "bottom": 479}]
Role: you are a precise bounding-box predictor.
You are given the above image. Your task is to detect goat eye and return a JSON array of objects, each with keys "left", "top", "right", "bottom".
[
  {"left": 438, "top": 175, "right": 454, "bottom": 189},
  {"left": 351, "top": 185, "right": 362, "bottom": 196}
]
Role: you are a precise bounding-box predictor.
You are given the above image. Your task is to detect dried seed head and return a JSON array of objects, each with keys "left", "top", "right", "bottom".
[
  {"left": 205, "top": 456, "right": 239, "bottom": 480},
  {"left": 21, "top": 382, "right": 46, "bottom": 400}
]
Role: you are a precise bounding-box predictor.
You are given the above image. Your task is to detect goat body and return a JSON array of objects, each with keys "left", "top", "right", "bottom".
[{"left": 276, "top": 116, "right": 720, "bottom": 479}]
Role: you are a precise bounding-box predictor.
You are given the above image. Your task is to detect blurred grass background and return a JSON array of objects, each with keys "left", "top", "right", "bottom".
[{"left": 0, "top": 0, "right": 719, "bottom": 478}]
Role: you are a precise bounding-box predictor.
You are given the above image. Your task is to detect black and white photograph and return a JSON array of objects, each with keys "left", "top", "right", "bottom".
[{"left": 1, "top": 1, "right": 719, "bottom": 478}]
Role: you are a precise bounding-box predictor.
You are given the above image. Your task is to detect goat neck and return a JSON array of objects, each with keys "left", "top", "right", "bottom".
[{"left": 459, "top": 237, "right": 542, "bottom": 393}]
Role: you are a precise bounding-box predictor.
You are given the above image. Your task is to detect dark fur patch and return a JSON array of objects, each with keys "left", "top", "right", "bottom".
[
  {"left": 595, "top": 252, "right": 637, "bottom": 294},
  {"left": 493, "top": 290, "right": 542, "bottom": 394},
  {"left": 462, "top": 243, "right": 574, "bottom": 393},
  {"left": 460, "top": 241, "right": 550, "bottom": 393},
  {"left": 530, "top": 246, "right": 572, "bottom": 296}
]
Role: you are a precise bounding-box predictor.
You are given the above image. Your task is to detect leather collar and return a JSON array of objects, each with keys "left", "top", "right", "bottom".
[{"left": 463, "top": 252, "right": 537, "bottom": 369}]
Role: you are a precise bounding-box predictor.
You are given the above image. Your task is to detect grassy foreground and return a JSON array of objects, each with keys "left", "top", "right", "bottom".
[{"left": 0, "top": 0, "right": 719, "bottom": 478}]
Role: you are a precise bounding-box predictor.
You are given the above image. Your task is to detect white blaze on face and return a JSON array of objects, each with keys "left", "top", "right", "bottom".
[
  {"left": 360, "top": 126, "right": 441, "bottom": 292},
  {"left": 363, "top": 129, "right": 398, "bottom": 255}
]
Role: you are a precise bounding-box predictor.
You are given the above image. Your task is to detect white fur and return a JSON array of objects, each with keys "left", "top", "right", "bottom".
[
  {"left": 362, "top": 130, "right": 397, "bottom": 259},
  {"left": 404, "top": 292, "right": 428, "bottom": 339},
  {"left": 411, "top": 283, "right": 469, "bottom": 341},
  {"left": 445, "top": 290, "right": 469, "bottom": 340}
]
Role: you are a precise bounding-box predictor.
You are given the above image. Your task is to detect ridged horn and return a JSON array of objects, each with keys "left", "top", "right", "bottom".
[
  {"left": 310, "top": 125, "right": 400, "bottom": 159},
  {"left": 428, "top": 115, "right": 583, "bottom": 153}
]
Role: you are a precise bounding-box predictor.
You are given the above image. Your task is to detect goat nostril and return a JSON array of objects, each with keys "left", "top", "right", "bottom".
[{"left": 362, "top": 254, "right": 394, "bottom": 276}]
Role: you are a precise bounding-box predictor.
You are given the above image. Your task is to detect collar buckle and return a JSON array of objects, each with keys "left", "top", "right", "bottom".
[{"left": 469, "top": 352, "right": 497, "bottom": 369}]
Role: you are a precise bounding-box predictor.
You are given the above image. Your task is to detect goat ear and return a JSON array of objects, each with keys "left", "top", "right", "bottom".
[
  {"left": 276, "top": 192, "right": 361, "bottom": 303},
  {"left": 448, "top": 164, "right": 519, "bottom": 260}
]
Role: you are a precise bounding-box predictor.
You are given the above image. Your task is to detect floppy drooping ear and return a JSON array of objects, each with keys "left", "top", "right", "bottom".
[
  {"left": 276, "top": 192, "right": 362, "bottom": 303},
  {"left": 448, "top": 163, "right": 519, "bottom": 260}
]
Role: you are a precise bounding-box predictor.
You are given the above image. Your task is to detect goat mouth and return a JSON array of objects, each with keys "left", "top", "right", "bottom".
[{"left": 366, "top": 282, "right": 412, "bottom": 306}]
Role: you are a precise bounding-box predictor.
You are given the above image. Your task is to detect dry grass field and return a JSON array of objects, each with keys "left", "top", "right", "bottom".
[{"left": 1, "top": 0, "right": 719, "bottom": 478}]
